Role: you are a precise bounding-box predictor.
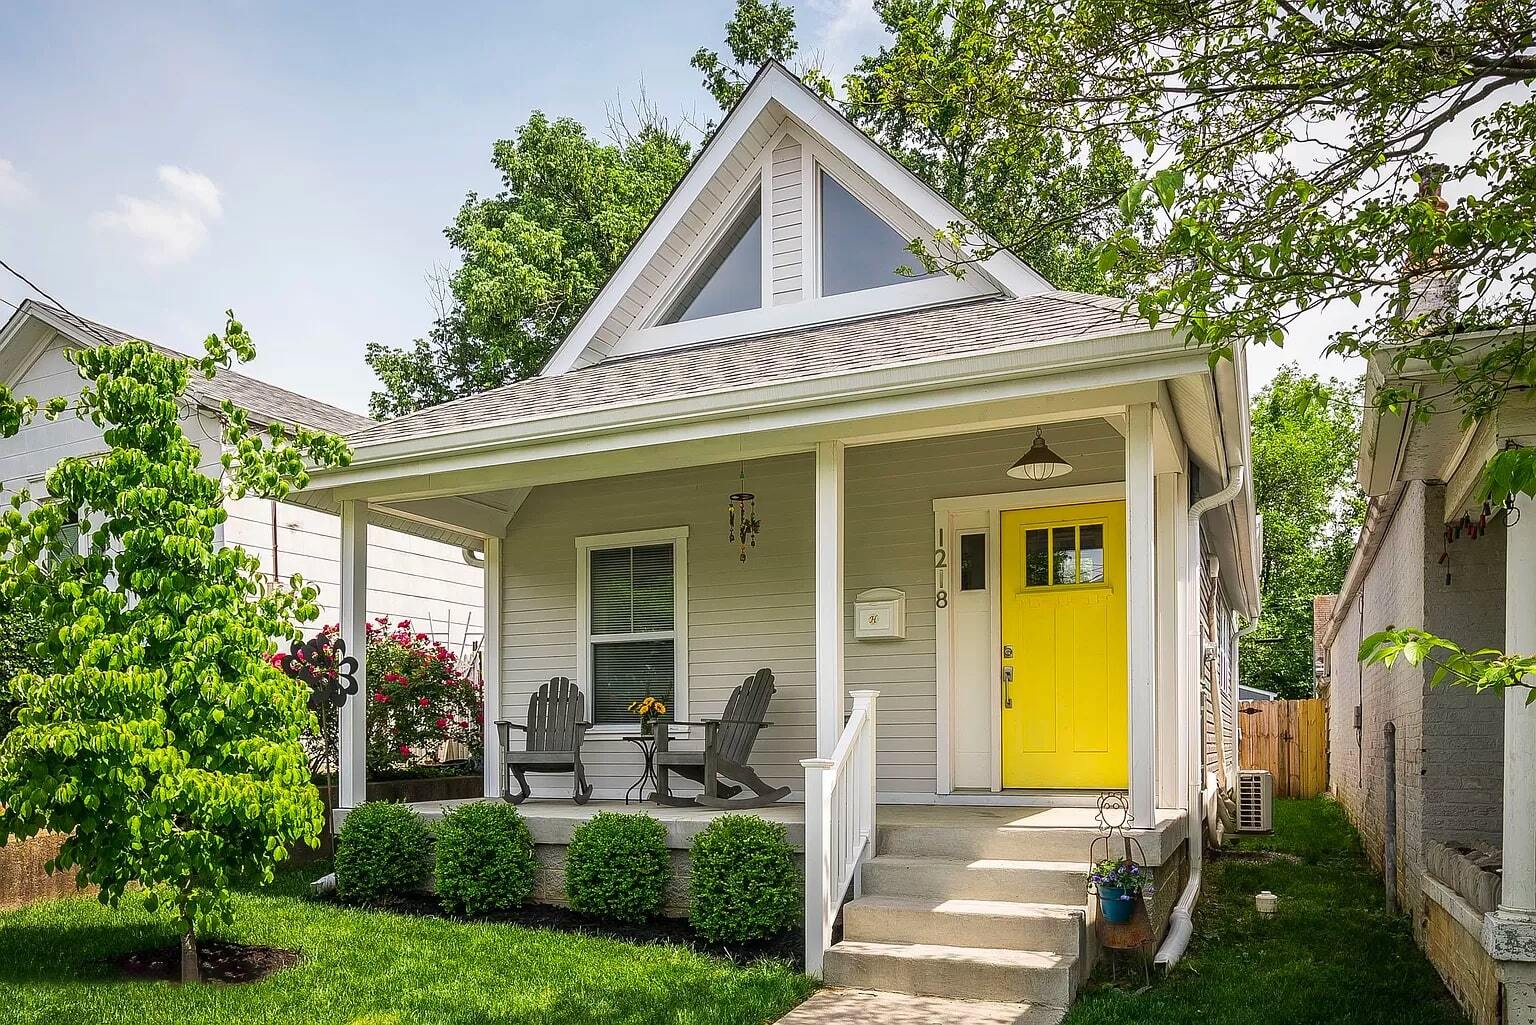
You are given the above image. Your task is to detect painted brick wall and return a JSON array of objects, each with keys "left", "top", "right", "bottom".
[
  {"left": 1327, "top": 481, "right": 1508, "bottom": 938},
  {"left": 1327, "top": 481, "right": 1427, "bottom": 920},
  {"left": 1420, "top": 485, "right": 1505, "bottom": 851}
]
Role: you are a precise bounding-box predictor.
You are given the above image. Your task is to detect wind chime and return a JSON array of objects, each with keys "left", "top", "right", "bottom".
[{"left": 727, "top": 466, "right": 762, "bottom": 562}]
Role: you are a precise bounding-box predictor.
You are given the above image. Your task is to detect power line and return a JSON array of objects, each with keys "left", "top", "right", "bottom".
[{"left": 0, "top": 256, "right": 114, "bottom": 346}]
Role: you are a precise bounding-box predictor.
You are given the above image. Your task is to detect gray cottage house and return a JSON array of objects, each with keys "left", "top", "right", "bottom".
[{"left": 280, "top": 63, "right": 1256, "bottom": 1016}]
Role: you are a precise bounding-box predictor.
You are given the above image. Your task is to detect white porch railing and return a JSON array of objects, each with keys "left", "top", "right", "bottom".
[{"left": 801, "top": 689, "right": 879, "bottom": 976}]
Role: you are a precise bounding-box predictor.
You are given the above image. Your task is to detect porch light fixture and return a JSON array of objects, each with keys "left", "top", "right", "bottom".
[{"left": 1007, "top": 429, "right": 1073, "bottom": 481}]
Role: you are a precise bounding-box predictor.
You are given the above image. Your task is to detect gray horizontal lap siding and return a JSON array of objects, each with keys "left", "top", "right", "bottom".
[{"left": 499, "top": 421, "right": 1126, "bottom": 802}]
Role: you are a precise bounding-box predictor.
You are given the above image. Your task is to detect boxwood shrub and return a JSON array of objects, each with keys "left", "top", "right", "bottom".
[
  {"left": 689, "top": 814, "right": 800, "bottom": 943},
  {"left": 564, "top": 811, "right": 670, "bottom": 923},
  {"left": 334, "top": 801, "right": 432, "bottom": 903},
  {"left": 434, "top": 801, "right": 536, "bottom": 914}
]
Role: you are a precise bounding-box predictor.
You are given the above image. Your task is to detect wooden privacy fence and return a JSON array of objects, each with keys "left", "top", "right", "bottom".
[{"left": 1238, "top": 698, "right": 1328, "bottom": 798}]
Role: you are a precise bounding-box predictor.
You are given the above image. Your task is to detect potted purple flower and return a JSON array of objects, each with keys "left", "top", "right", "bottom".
[{"left": 1089, "top": 857, "right": 1153, "bottom": 924}]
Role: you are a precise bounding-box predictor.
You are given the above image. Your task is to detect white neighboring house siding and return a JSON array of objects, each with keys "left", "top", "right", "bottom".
[
  {"left": 499, "top": 421, "right": 1128, "bottom": 802},
  {"left": 2, "top": 333, "right": 482, "bottom": 647}
]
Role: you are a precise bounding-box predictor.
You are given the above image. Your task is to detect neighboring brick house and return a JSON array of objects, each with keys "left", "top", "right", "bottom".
[
  {"left": 1320, "top": 352, "right": 1535, "bottom": 1024},
  {"left": 1312, "top": 594, "right": 1335, "bottom": 702}
]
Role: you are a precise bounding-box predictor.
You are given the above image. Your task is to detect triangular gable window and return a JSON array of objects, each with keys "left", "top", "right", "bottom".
[
  {"left": 658, "top": 188, "right": 763, "bottom": 325},
  {"left": 819, "top": 169, "right": 935, "bottom": 296}
]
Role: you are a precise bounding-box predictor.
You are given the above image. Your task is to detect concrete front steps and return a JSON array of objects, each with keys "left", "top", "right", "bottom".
[{"left": 822, "top": 818, "right": 1093, "bottom": 1022}]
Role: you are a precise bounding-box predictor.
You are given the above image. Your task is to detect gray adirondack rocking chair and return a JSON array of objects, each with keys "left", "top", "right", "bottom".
[
  {"left": 654, "top": 668, "right": 790, "bottom": 810},
  {"left": 495, "top": 677, "right": 593, "bottom": 805}
]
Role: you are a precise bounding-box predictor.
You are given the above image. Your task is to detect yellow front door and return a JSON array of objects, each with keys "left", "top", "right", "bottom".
[{"left": 1000, "top": 501, "right": 1128, "bottom": 789}]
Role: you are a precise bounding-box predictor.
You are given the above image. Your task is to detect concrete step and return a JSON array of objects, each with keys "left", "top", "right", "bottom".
[
  {"left": 823, "top": 940, "right": 1077, "bottom": 1005},
  {"left": 875, "top": 808, "right": 1185, "bottom": 865},
  {"left": 776, "top": 989, "right": 1069, "bottom": 1025},
  {"left": 842, "top": 895, "right": 1083, "bottom": 953},
  {"left": 876, "top": 822, "right": 1137, "bottom": 864},
  {"left": 861, "top": 855, "right": 1089, "bottom": 905}
]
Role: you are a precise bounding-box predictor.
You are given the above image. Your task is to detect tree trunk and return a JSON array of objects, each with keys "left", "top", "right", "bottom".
[{"left": 180, "top": 917, "right": 199, "bottom": 984}]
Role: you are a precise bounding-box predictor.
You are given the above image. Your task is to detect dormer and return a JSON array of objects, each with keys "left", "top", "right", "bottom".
[{"left": 542, "top": 63, "right": 1049, "bottom": 375}]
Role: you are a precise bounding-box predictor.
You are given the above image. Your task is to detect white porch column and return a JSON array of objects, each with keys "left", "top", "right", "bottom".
[
  {"left": 815, "top": 441, "right": 846, "bottom": 758},
  {"left": 481, "top": 537, "right": 503, "bottom": 800},
  {"left": 338, "top": 499, "right": 369, "bottom": 810},
  {"left": 1486, "top": 492, "right": 1536, "bottom": 970},
  {"left": 1126, "top": 405, "right": 1157, "bottom": 826},
  {"left": 1155, "top": 471, "right": 1185, "bottom": 809}
]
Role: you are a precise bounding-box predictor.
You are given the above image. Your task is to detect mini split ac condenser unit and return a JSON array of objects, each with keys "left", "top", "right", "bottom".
[{"left": 1237, "top": 770, "right": 1274, "bottom": 833}]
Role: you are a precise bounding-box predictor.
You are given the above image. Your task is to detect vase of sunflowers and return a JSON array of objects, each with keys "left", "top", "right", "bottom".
[{"left": 628, "top": 695, "right": 668, "bottom": 736}]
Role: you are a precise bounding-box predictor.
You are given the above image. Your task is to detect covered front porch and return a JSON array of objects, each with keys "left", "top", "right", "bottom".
[
  {"left": 296, "top": 305, "right": 1254, "bottom": 972},
  {"left": 319, "top": 400, "right": 1195, "bottom": 822}
]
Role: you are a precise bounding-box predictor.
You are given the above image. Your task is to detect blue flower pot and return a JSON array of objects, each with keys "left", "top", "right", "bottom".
[{"left": 1099, "top": 885, "right": 1134, "bottom": 924}]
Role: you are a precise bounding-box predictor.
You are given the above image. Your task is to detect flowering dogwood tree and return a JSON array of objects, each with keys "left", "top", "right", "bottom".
[{"left": 0, "top": 313, "right": 349, "bottom": 982}]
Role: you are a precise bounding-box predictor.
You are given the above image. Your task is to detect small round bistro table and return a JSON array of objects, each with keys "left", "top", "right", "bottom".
[{"left": 622, "top": 734, "right": 659, "bottom": 805}]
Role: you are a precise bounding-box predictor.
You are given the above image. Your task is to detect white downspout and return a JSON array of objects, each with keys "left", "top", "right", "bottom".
[{"left": 1157, "top": 464, "right": 1247, "bottom": 971}]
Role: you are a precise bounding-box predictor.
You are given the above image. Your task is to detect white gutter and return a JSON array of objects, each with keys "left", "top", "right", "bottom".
[{"left": 1158, "top": 463, "right": 1248, "bottom": 972}]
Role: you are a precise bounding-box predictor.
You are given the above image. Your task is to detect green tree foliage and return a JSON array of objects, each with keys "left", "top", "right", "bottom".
[
  {"left": 863, "top": 1, "right": 1535, "bottom": 685},
  {"left": 691, "top": 0, "right": 804, "bottom": 111},
  {"left": 0, "top": 314, "right": 350, "bottom": 980},
  {"left": 366, "top": 114, "right": 692, "bottom": 417},
  {"left": 1245, "top": 368, "right": 1364, "bottom": 698},
  {"left": 0, "top": 607, "right": 46, "bottom": 738},
  {"left": 840, "top": 0, "right": 1139, "bottom": 292}
]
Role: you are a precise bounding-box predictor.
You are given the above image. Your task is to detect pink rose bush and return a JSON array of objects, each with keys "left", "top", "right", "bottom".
[{"left": 284, "top": 617, "right": 483, "bottom": 775}]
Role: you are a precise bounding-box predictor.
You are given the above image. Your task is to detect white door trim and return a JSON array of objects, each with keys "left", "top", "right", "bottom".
[{"left": 933, "top": 480, "right": 1128, "bottom": 795}]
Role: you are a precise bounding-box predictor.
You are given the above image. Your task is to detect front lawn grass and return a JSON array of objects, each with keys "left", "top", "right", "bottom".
[
  {"left": 1065, "top": 797, "right": 1468, "bottom": 1025},
  {"left": 0, "top": 861, "right": 814, "bottom": 1025}
]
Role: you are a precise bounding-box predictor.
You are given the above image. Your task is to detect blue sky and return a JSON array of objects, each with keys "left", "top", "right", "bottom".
[
  {"left": 0, "top": 1, "right": 890, "bottom": 413},
  {"left": 0, "top": 1, "right": 1351, "bottom": 417}
]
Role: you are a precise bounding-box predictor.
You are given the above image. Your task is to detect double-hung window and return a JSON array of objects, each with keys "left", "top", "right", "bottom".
[{"left": 578, "top": 528, "right": 688, "bottom": 727}]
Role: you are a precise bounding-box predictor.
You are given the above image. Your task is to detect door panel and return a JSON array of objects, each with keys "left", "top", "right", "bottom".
[{"left": 1001, "top": 501, "right": 1127, "bottom": 789}]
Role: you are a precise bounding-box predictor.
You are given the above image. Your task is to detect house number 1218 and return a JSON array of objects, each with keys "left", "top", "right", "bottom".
[{"left": 934, "top": 538, "right": 948, "bottom": 609}]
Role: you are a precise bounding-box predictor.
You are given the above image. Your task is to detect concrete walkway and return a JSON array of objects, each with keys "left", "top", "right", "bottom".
[{"left": 774, "top": 989, "right": 1056, "bottom": 1024}]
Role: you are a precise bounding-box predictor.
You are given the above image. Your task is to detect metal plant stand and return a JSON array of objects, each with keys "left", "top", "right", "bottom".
[
  {"left": 279, "top": 634, "right": 358, "bottom": 857},
  {"left": 623, "top": 734, "right": 659, "bottom": 805},
  {"left": 1088, "top": 793, "right": 1156, "bottom": 987}
]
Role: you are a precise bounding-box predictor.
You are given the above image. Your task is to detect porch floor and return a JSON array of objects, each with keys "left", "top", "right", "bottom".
[{"left": 405, "top": 798, "right": 1186, "bottom": 860}]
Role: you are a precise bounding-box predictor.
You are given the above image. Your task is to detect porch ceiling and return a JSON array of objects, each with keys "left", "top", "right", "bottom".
[{"left": 287, "top": 405, "right": 1143, "bottom": 546}]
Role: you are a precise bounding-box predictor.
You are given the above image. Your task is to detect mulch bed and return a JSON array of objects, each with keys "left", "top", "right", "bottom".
[
  {"left": 316, "top": 890, "right": 803, "bottom": 970},
  {"left": 112, "top": 940, "right": 302, "bottom": 984}
]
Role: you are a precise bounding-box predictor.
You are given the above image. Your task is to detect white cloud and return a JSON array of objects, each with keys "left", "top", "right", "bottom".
[
  {"left": 0, "top": 159, "right": 31, "bottom": 207},
  {"left": 91, "top": 165, "right": 223, "bottom": 266},
  {"left": 803, "top": 0, "right": 885, "bottom": 78}
]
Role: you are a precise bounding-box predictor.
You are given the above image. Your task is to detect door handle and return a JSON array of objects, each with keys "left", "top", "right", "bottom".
[{"left": 1002, "top": 665, "right": 1014, "bottom": 708}]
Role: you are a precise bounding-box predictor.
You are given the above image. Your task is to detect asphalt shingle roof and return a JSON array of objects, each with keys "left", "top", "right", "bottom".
[
  {"left": 348, "top": 291, "right": 1138, "bottom": 449},
  {"left": 35, "top": 305, "right": 375, "bottom": 435}
]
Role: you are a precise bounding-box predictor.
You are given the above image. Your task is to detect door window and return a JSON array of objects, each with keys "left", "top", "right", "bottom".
[{"left": 1024, "top": 523, "right": 1106, "bottom": 587}]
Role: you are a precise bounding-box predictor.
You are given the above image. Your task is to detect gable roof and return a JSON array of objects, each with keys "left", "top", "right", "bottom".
[
  {"left": 1, "top": 300, "right": 374, "bottom": 435},
  {"left": 345, "top": 290, "right": 1134, "bottom": 450},
  {"left": 540, "top": 62, "right": 1051, "bottom": 376}
]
